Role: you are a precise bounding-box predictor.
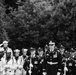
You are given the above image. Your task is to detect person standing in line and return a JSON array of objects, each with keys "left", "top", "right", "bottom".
[
  {"left": 37, "top": 47, "right": 46, "bottom": 75},
  {"left": 46, "top": 41, "right": 62, "bottom": 75},
  {"left": 13, "top": 49, "right": 23, "bottom": 75},
  {"left": 23, "top": 47, "right": 39, "bottom": 75},
  {"left": 21, "top": 48, "right": 28, "bottom": 75}
]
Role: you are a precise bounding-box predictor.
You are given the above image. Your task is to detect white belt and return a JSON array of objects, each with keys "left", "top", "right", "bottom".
[{"left": 47, "top": 62, "right": 58, "bottom": 65}]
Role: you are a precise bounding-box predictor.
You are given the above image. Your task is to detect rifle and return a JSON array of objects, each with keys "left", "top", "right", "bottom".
[
  {"left": 63, "top": 58, "right": 68, "bottom": 75},
  {"left": 29, "top": 57, "right": 33, "bottom": 75}
]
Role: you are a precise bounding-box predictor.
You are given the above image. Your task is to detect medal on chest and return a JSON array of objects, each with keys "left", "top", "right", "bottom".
[
  {"left": 69, "top": 63, "right": 72, "bottom": 66},
  {"left": 53, "top": 53, "right": 57, "bottom": 58},
  {"left": 34, "top": 61, "right": 38, "bottom": 64}
]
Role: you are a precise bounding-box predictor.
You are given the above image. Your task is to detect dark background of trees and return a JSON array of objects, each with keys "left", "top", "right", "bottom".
[{"left": 0, "top": 0, "right": 76, "bottom": 50}]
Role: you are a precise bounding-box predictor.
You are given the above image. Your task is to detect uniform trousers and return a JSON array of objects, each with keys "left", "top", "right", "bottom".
[{"left": 46, "top": 64, "right": 58, "bottom": 75}]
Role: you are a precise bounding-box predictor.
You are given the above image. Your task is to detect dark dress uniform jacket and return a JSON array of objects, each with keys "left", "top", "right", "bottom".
[
  {"left": 66, "top": 58, "right": 75, "bottom": 75},
  {"left": 37, "top": 55, "right": 46, "bottom": 75},
  {"left": 46, "top": 51, "right": 62, "bottom": 75},
  {"left": 23, "top": 55, "right": 39, "bottom": 75}
]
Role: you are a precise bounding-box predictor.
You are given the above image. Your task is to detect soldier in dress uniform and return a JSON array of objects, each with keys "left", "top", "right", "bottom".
[
  {"left": 2, "top": 41, "right": 13, "bottom": 58},
  {"left": 46, "top": 41, "right": 62, "bottom": 75},
  {"left": 21, "top": 48, "right": 28, "bottom": 75},
  {"left": 23, "top": 47, "right": 38, "bottom": 75},
  {"left": 60, "top": 45, "right": 65, "bottom": 55},
  {"left": 66, "top": 49, "right": 75, "bottom": 75},
  {"left": 37, "top": 47, "right": 46, "bottom": 75},
  {"left": 59, "top": 45, "right": 68, "bottom": 75},
  {"left": 66, "top": 57, "right": 75, "bottom": 75},
  {"left": 4, "top": 48, "right": 15, "bottom": 75},
  {"left": 13, "top": 49, "right": 23, "bottom": 75},
  {"left": 60, "top": 45, "right": 65, "bottom": 74}
]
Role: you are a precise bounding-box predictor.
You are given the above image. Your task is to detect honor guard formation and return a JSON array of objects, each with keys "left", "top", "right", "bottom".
[{"left": 0, "top": 40, "right": 76, "bottom": 75}]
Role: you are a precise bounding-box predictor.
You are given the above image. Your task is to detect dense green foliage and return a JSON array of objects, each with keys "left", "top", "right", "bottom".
[{"left": 0, "top": 0, "right": 76, "bottom": 49}]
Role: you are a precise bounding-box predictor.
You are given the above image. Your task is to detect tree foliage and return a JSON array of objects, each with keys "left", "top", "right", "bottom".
[{"left": 0, "top": 0, "right": 76, "bottom": 49}]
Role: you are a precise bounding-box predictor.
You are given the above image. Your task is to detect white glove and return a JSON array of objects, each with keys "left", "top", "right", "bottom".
[
  {"left": 43, "top": 72, "right": 47, "bottom": 75},
  {"left": 28, "top": 70, "right": 32, "bottom": 74},
  {"left": 30, "top": 64, "right": 33, "bottom": 67},
  {"left": 64, "top": 67, "right": 68, "bottom": 71},
  {"left": 57, "top": 72, "right": 60, "bottom": 75}
]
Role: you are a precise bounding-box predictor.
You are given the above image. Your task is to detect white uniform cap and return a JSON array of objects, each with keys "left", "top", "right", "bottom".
[
  {"left": 14, "top": 49, "right": 20, "bottom": 53},
  {"left": 22, "top": 49, "right": 28, "bottom": 52},
  {"left": 3, "top": 41, "right": 8, "bottom": 44},
  {"left": 49, "top": 41, "right": 55, "bottom": 45},
  {"left": 0, "top": 47, "right": 4, "bottom": 52}
]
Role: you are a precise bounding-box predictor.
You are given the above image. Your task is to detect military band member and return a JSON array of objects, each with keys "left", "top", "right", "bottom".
[
  {"left": 46, "top": 41, "right": 62, "bottom": 75},
  {"left": 23, "top": 47, "right": 38, "bottom": 75},
  {"left": 66, "top": 49, "right": 76, "bottom": 75},
  {"left": 13, "top": 49, "right": 23, "bottom": 75},
  {"left": 59, "top": 45, "right": 68, "bottom": 75},
  {"left": 60, "top": 45, "right": 65, "bottom": 73},
  {"left": 37, "top": 47, "right": 46, "bottom": 75}
]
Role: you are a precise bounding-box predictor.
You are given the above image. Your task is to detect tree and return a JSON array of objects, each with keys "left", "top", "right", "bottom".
[
  {"left": 0, "top": 1, "right": 9, "bottom": 43},
  {"left": 2, "top": 0, "right": 76, "bottom": 49}
]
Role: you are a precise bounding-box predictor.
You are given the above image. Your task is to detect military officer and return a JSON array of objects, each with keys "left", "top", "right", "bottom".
[
  {"left": 23, "top": 47, "right": 38, "bottom": 75},
  {"left": 37, "top": 47, "right": 46, "bottom": 75},
  {"left": 13, "top": 49, "right": 23, "bottom": 75},
  {"left": 46, "top": 41, "right": 62, "bottom": 75},
  {"left": 59, "top": 45, "right": 68, "bottom": 75}
]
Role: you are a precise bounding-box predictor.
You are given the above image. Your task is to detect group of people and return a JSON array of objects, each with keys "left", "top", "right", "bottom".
[{"left": 0, "top": 40, "right": 76, "bottom": 75}]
